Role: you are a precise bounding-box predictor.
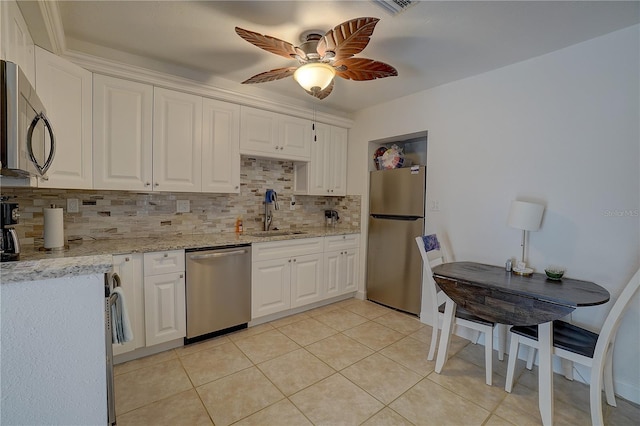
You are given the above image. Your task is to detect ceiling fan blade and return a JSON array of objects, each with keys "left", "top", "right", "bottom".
[
  {"left": 317, "top": 17, "right": 379, "bottom": 61},
  {"left": 235, "top": 27, "right": 298, "bottom": 60},
  {"left": 334, "top": 58, "right": 398, "bottom": 81},
  {"left": 241, "top": 67, "right": 298, "bottom": 84},
  {"left": 304, "top": 79, "right": 334, "bottom": 100}
]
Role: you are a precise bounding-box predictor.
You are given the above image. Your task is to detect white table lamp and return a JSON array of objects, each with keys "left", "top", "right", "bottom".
[{"left": 508, "top": 200, "right": 544, "bottom": 271}]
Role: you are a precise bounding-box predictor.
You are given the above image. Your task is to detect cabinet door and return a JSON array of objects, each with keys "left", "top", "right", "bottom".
[
  {"left": 153, "top": 88, "right": 202, "bottom": 192},
  {"left": 342, "top": 248, "right": 359, "bottom": 294},
  {"left": 202, "top": 98, "right": 240, "bottom": 193},
  {"left": 324, "top": 250, "right": 341, "bottom": 298},
  {"left": 291, "top": 253, "right": 323, "bottom": 308},
  {"left": 308, "top": 123, "right": 331, "bottom": 195},
  {"left": 279, "top": 114, "right": 311, "bottom": 161},
  {"left": 239, "top": 106, "right": 278, "bottom": 156},
  {"left": 93, "top": 75, "right": 153, "bottom": 190},
  {"left": 144, "top": 271, "right": 186, "bottom": 346},
  {"left": 112, "top": 254, "right": 145, "bottom": 356},
  {"left": 35, "top": 47, "right": 93, "bottom": 189},
  {"left": 251, "top": 258, "right": 291, "bottom": 318},
  {"left": 328, "top": 127, "right": 348, "bottom": 196},
  {"left": 1, "top": 1, "right": 35, "bottom": 86}
]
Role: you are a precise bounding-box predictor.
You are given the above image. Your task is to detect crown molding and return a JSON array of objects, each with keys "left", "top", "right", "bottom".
[
  {"left": 36, "top": 0, "right": 66, "bottom": 54},
  {"left": 63, "top": 49, "right": 354, "bottom": 129}
]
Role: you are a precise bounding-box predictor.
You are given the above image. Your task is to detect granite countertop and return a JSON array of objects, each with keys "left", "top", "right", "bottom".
[{"left": 0, "top": 226, "right": 360, "bottom": 284}]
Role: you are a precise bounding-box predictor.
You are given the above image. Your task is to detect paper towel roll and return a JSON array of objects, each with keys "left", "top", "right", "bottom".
[{"left": 44, "top": 207, "right": 64, "bottom": 249}]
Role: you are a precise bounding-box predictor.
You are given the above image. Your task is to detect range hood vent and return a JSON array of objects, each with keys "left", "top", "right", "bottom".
[{"left": 371, "top": 0, "right": 415, "bottom": 15}]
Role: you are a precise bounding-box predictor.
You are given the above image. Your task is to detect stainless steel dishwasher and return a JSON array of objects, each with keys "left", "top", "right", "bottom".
[{"left": 185, "top": 244, "right": 251, "bottom": 344}]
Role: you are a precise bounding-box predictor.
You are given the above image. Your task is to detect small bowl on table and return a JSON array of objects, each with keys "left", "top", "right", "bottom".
[{"left": 545, "top": 267, "right": 565, "bottom": 281}]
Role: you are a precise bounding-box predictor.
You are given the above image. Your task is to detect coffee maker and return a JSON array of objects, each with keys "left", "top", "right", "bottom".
[
  {"left": 324, "top": 209, "right": 339, "bottom": 227},
  {"left": 1, "top": 197, "right": 20, "bottom": 261}
]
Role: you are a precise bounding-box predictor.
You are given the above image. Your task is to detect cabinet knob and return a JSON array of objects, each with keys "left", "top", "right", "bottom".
[
  {"left": 154, "top": 183, "right": 159, "bottom": 187},
  {"left": 145, "top": 182, "right": 151, "bottom": 187},
  {"left": 235, "top": 186, "right": 239, "bottom": 190},
  {"left": 288, "top": 259, "right": 291, "bottom": 263},
  {"left": 125, "top": 257, "right": 130, "bottom": 262},
  {"left": 293, "top": 258, "right": 296, "bottom": 262},
  {"left": 164, "top": 253, "right": 168, "bottom": 258},
  {"left": 275, "top": 146, "right": 279, "bottom": 150},
  {"left": 180, "top": 274, "right": 184, "bottom": 278}
]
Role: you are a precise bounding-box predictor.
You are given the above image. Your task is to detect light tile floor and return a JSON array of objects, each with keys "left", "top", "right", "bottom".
[{"left": 114, "top": 298, "right": 639, "bottom": 425}]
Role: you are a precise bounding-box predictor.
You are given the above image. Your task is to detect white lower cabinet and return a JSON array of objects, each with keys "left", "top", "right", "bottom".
[
  {"left": 252, "top": 238, "right": 324, "bottom": 319},
  {"left": 252, "top": 258, "right": 292, "bottom": 318},
  {"left": 324, "top": 234, "right": 359, "bottom": 298},
  {"left": 290, "top": 253, "right": 324, "bottom": 308},
  {"left": 111, "top": 254, "right": 144, "bottom": 356},
  {"left": 143, "top": 250, "right": 186, "bottom": 346},
  {"left": 325, "top": 248, "right": 358, "bottom": 297},
  {"left": 252, "top": 235, "right": 359, "bottom": 319}
]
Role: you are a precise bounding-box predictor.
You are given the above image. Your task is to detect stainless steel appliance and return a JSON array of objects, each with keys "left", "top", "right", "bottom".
[
  {"left": 185, "top": 245, "right": 251, "bottom": 343},
  {"left": 367, "top": 165, "right": 426, "bottom": 315},
  {"left": 1, "top": 197, "right": 20, "bottom": 262},
  {"left": 104, "top": 272, "right": 120, "bottom": 426},
  {"left": 324, "top": 209, "right": 339, "bottom": 227},
  {"left": 1, "top": 60, "right": 55, "bottom": 178}
]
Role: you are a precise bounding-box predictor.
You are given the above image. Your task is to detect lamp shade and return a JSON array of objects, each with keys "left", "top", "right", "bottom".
[
  {"left": 293, "top": 63, "right": 336, "bottom": 92},
  {"left": 508, "top": 200, "right": 544, "bottom": 231}
]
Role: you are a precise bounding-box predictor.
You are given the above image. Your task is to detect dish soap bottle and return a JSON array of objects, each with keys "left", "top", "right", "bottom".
[{"left": 235, "top": 216, "right": 243, "bottom": 235}]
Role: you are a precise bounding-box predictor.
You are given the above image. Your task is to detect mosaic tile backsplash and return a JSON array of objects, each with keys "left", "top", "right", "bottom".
[{"left": 2, "top": 157, "right": 361, "bottom": 246}]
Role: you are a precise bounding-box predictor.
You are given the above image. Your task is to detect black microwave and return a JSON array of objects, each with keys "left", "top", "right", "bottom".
[{"left": 0, "top": 60, "right": 55, "bottom": 179}]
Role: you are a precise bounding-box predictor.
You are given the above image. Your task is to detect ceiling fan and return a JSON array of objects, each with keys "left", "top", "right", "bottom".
[{"left": 235, "top": 17, "right": 397, "bottom": 100}]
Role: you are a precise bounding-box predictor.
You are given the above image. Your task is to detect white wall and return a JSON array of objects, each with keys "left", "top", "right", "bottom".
[
  {"left": 348, "top": 25, "right": 639, "bottom": 402},
  {"left": 1, "top": 274, "right": 107, "bottom": 425}
]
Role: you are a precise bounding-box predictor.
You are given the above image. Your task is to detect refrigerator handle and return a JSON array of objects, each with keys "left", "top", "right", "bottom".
[{"left": 371, "top": 214, "right": 423, "bottom": 221}]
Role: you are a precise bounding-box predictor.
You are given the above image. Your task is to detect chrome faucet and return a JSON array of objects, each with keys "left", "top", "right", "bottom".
[{"left": 264, "top": 189, "right": 279, "bottom": 231}]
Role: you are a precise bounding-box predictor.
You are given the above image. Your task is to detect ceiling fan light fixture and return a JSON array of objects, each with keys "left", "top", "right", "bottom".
[{"left": 293, "top": 63, "right": 336, "bottom": 92}]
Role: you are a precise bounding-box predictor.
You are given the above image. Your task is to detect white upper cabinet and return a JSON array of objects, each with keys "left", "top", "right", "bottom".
[
  {"left": 279, "top": 114, "right": 312, "bottom": 160},
  {"left": 93, "top": 74, "right": 154, "bottom": 191},
  {"left": 327, "top": 126, "right": 348, "bottom": 195},
  {"left": 240, "top": 106, "right": 311, "bottom": 162},
  {"left": 35, "top": 47, "right": 93, "bottom": 189},
  {"left": 153, "top": 87, "right": 202, "bottom": 192},
  {"left": 94, "top": 76, "right": 239, "bottom": 193},
  {"left": 201, "top": 98, "right": 240, "bottom": 193},
  {"left": 1, "top": 0, "right": 35, "bottom": 86},
  {"left": 294, "top": 124, "right": 348, "bottom": 196}
]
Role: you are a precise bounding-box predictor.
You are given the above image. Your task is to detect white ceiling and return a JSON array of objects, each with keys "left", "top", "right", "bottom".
[{"left": 33, "top": 1, "right": 640, "bottom": 115}]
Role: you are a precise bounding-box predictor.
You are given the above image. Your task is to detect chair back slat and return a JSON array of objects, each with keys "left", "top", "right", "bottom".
[
  {"left": 415, "top": 234, "right": 448, "bottom": 319},
  {"left": 593, "top": 269, "right": 640, "bottom": 360}
]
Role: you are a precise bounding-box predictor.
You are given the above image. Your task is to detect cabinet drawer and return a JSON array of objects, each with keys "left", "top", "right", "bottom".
[
  {"left": 252, "top": 237, "right": 323, "bottom": 262},
  {"left": 143, "top": 250, "right": 185, "bottom": 275},
  {"left": 324, "top": 234, "right": 360, "bottom": 251}
]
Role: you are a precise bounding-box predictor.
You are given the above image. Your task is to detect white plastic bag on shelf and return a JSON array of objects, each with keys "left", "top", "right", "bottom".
[{"left": 379, "top": 144, "right": 405, "bottom": 169}]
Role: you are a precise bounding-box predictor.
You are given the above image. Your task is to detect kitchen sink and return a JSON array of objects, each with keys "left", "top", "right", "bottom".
[{"left": 247, "top": 230, "right": 307, "bottom": 237}]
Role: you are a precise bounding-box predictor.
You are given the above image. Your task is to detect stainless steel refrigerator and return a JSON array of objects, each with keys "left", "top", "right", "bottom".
[{"left": 367, "top": 165, "right": 426, "bottom": 315}]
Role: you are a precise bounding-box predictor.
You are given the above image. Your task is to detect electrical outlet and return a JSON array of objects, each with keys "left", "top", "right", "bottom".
[
  {"left": 290, "top": 195, "right": 296, "bottom": 211},
  {"left": 176, "top": 200, "right": 190, "bottom": 213},
  {"left": 67, "top": 198, "right": 80, "bottom": 213},
  {"left": 429, "top": 200, "right": 440, "bottom": 211}
]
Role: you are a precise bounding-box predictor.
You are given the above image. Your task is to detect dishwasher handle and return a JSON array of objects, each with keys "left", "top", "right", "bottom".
[{"left": 188, "top": 249, "right": 248, "bottom": 261}]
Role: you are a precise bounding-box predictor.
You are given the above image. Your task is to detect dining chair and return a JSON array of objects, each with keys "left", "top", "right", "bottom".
[
  {"left": 504, "top": 268, "right": 640, "bottom": 425},
  {"left": 415, "top": 234, "right": 504, "bottom": 386}
]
